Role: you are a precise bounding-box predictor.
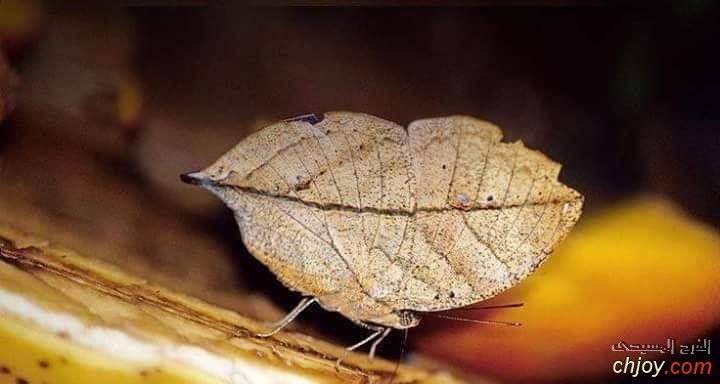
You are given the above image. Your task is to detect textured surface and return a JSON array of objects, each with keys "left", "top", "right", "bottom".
[
  {"left": 0, "top": 225, "right": 464, "bottom": 384},
  {"left": 196, "top": 112, "right": 583, "bottom": 328}
]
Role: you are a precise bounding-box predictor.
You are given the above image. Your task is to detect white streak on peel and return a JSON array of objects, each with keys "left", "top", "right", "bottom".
[{"left": 0, "top": 288, "right": 314, "bottom": 384}]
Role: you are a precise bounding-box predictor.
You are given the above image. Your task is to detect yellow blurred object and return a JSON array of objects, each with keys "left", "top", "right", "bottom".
[
  {"left": 116, "top": 75, "right": 144, "bottom": 127},
  {"left": 416, "top": 196, "right": 720, "bottom": 381},
  {"left": 0, "top": 225, "right": 464, "bottom": 384},
  {"left": 0, "top": 0, "right": 43, "bottom": 48}
]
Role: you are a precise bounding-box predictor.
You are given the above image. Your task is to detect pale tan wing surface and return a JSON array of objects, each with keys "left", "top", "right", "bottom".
[
  {"left": 197, "top": 112, "right": 418, "bottom": 323},
  {"left": 194, "top": 112, "right": 583, "bottom": 325},
  {"left": 402, "top": 116, "right": 583, "bottom": 311}
]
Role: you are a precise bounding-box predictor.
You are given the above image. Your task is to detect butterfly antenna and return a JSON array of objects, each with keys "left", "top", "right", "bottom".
[
  {"left": 452, "top": 303, "right": 524, "bottom": 311},
  {"left": 387, "top": 328, "right": 409, "bottom": 384},
  {"left": 424, "top": 313, "right": 522, "bottom": 326}
]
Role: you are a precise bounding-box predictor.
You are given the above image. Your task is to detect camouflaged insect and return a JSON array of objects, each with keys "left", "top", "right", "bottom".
[{"left": 183, "top": 112, "right": 583, "bottom": 332}]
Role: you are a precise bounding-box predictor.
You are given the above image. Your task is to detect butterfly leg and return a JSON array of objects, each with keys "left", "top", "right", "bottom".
[
  {"left": 256, "top": 297, "right": 317, "bottom": 337},
  {"left": 368, "top": 327, "right": 392, "bottom": 359},
  {"left": 335, "top": 323, "right": 388, "bottom": 371}
]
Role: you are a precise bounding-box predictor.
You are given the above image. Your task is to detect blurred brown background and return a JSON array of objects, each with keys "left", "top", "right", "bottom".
[{"left": 1, "top": 2, "right": 718, "bottom": 383}]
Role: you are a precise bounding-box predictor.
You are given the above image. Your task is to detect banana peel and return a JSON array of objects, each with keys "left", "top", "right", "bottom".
[{"left": 0, "top": 225, "right": 463, "bottom": 384}]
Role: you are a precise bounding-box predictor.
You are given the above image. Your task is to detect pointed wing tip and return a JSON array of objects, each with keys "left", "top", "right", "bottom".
[{"left": 180, "top": 171, "right": 210, "bottom": 186}]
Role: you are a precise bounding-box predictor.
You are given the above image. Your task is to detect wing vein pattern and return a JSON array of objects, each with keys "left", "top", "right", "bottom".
[{"left": 200, "top": 112, "right": 583, "bottom": 325}]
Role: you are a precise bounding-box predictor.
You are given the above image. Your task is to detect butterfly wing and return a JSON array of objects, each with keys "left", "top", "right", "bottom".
[{"left": 194, "top": 112, "right": 582, "bottom": 324}]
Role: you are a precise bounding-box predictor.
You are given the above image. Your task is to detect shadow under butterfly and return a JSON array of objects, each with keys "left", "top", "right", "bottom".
[{"left": 181, "top": 111, "right": 583, "bottom": 375}]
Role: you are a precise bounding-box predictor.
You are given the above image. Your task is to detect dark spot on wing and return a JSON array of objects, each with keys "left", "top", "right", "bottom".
[{"left": 293, "top": 176, "right": 312, "bottom": 191}]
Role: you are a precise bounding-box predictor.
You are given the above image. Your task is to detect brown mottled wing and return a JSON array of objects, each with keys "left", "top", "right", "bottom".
[{"left": 196, "top": 112, "right": 583, "bottom": 322}]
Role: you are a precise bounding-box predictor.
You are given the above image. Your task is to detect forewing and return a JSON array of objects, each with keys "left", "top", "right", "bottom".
[{"left": 198, "top": 112, "right": 415, "bottom": 322}]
